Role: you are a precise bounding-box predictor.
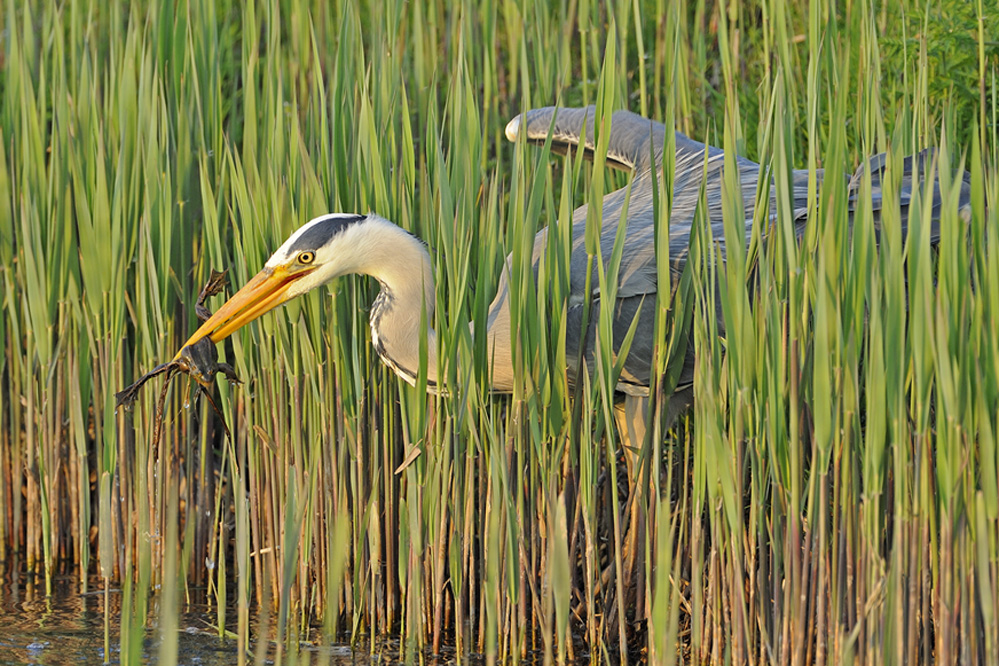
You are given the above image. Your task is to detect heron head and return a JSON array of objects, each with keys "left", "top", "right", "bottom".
[{"left": 176, "top": 213, "right": 371, "bottom": 356}]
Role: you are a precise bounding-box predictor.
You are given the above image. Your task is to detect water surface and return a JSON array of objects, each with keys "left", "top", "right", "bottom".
[{"left": 0, "top": 570, "right": 380, "bottom": 665}]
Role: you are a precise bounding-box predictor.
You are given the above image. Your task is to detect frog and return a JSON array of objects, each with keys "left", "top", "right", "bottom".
[{"left": 116, "top": 270, "right": 241, "bottom": 440}]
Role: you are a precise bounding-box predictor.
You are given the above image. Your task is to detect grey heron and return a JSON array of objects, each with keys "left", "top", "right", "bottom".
[
  {"left": 172, "top": 104, "right": 971, "bottom": 628},
  {"left": 179, "top": 106, "right": 968, "bottom": 424}
]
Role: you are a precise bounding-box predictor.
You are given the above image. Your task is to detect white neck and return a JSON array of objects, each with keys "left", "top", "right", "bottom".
[{"left": 360, "top": 219, "right": 439, "bottom": 388}]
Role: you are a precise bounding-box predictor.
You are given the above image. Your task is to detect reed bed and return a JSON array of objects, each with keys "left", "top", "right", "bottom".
[{"left": 2, "top": 0, "right": 998, "bottom": 663}]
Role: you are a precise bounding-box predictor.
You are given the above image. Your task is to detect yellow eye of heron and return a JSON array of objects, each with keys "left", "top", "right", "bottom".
[{"left": 297, "top": 251, "right": 315, "bottom": 265}]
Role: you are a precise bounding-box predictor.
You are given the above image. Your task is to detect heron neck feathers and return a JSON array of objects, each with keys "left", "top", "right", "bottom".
[{"left": 362, "top": 219, "right": 439, "bottom": 388}]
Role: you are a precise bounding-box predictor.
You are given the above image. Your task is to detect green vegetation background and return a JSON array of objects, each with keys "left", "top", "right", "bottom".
[{"left": 1, "top": 0, "right": 997, "bottom": 663}]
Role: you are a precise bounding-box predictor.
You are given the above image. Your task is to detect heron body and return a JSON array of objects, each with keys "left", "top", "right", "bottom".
[{"left": 181, "top": 106, "right": 970, "bottom": 409}]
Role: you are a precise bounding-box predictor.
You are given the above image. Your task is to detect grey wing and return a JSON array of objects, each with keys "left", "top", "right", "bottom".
[
  {"left": 499, "top": 105, "right": 973, "bottom": 398},
  {"left": 560, "top": 173, "right": 674, "bottom": 395},
  {"left": 848, "top": 148, "right": 972, "bottom": 243},
  {"left": 498, "top": 107, "right": 777, "bottom": 394},
  {"left": 506, "top": 106, "right": 797, "bottom": 286},
  {"left": 556, "top": 150, "right": 778, "bottom": 394},
  {"left": 505, "top": 105, "right": 667, "bottom": 172},
  {"left": 482, "top": 173, "right": 671, "bottom": 395},
  {"left": 497, "top": 106, "right": 824, "bottom": 394},
  {"left": 504, "top": 104, "right": 817, "bottom": 232}
]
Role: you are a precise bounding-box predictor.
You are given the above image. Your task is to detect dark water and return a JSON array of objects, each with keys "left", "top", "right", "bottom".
[{"left": 0, "top": 571, "right": 378, "bottom": 666}]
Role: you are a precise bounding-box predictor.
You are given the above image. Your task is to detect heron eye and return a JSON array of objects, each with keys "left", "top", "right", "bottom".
[{"left": 297, "top": 251, "right": 315, "bottom": 265}]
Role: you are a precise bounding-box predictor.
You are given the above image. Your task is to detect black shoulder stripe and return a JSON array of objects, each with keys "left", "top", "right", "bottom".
[{"left": 289, "top": 215, "right": 367, "bottom": 253}]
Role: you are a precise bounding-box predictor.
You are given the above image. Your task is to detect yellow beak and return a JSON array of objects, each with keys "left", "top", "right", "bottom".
[{"left": 175, "top": 265, "right": 313, "bottom": 359}]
